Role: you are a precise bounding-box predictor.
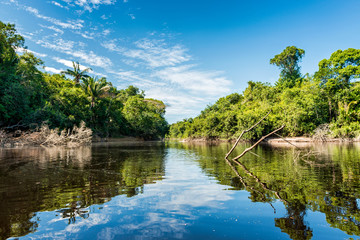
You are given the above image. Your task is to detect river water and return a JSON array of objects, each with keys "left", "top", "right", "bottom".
[{"left": 1, "top": 141, "right": 360, "bottom": 239}]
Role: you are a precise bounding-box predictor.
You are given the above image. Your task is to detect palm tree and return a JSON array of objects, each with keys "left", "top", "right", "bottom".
[
  {"left": 81, "top": 76, "right": 110, "bottom": 108},
  {"left": 61, "top": 61, "right": 92, "bottom": 84}
]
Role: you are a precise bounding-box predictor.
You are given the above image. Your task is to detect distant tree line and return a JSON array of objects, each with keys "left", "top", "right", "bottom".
[
  {"left": 0, "top": 21, "right": 168, "bottom": 139},
  {"left": 169, "top": 46, "right": 360, "bottom": 139}
]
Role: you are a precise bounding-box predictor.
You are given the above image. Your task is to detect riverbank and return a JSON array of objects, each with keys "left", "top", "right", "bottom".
[
  {"left": 170, "top": 136, "right": 360, "bottom": 144},
  {"left": 0, "top": 128, "right": 149, "bottom": 148}
]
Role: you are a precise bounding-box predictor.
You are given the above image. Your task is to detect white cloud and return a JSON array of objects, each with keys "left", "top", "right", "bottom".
[
  {"left": 70, "top": 50, "right": 112, "bottom": 68},
  {"left": 40, "top": 24, "right": 64, "bottom": 35},
  {"left": 16, "top": 47, "right": 48, "bottom": 58},
  {"left": 53, "top": 57, "right": 108, "bottom": 77},
  {"left": 154, "top": 65, "right": 231, "bottom": 95},
  {"left": 62, "top": 0, "right": 117, "bottom": 12},
  {"left": 51, "top": 1, "right": 66, "bottom": 8},
  {"left": 25, "top": 6, "right": 83, "bottom": 29},
  {"left": 101, "top": 40, "right": 125, "bottom": 53},
  {"left": 123, "top": 38, "right": 191, "bottom": 68},
  {"left": 53, "top": 57, "right": 89, "bottom": 70},
  {"left": 77, "top": 31, "right": 94, "bottom": 39},
  {"left": 43, "top": 66, "right": 63, "bottom": 74},
  {"left": 146, "top": 88, "right": 205, "bottom": 116},
  {"left": 100, "top": 14, "right": 109, "bottom": 19},
  {"left": 102, "top": 29, "right": 111, "bottom": 36},
  {"left": 37, "top": 38, "right": 76, "bottom": 52},
  {"left": 37, "top": 38, "right": 112, "bottom": 68},
  {"left": 128, "top": 13, "right": 135, "bottom": 20}
]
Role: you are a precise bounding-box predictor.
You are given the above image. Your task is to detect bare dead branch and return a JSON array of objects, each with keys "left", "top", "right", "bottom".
[
  {"left": 225, "top": 110, "right": 272, "bottom": 158},
  {"left": 232, "top": 125, "right": 285, "bottom": 161}
]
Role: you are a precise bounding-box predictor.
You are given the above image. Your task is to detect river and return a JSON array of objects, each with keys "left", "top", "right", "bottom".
[{"left": 1, "top": 141, "right": 360, "bottom": 239}]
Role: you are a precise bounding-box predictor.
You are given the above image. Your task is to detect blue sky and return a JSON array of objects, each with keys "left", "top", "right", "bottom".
[{"left": 1, "top": 0, "right": 360, "bottom": 123}]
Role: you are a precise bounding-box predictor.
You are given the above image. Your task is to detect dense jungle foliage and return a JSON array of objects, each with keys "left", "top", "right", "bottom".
[
  {"left": 169, "top": 46, "right": 360, "bottom": 140},
  {"left": 0, "top": 21, "right": 168, "bottom": 139}
]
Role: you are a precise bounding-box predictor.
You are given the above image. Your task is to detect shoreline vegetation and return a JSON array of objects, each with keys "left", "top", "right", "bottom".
[
  {"left": 171, "top": 136, "right": 360, "bottom": 144},
  {"left": 0, "top": 21, "right": 168, "bottom": 145},
  {"left": 2, "top": 22, "right": 360, "bottom": 147},
  {"left": 168, "top": 46, "right": 360, "bottom": 142}
]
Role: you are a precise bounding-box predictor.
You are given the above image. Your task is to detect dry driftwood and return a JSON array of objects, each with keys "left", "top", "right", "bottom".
[
  {"left": 232, "top": 125, "right": 285, "bottom": 161},
  {"left": 0, "top": 121, "right": 92, "bottom": 148},
  {"left": 225, "top": 110, "right": 272, "bottom": 158}
]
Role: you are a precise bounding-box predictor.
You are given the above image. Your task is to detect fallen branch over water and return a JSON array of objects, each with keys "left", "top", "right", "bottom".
[
  {"left": 225, "top": 110, "right": 272, "bottom": 158},
  {"left": 232, "top": 125, "right": 285, "bottom": 161}
]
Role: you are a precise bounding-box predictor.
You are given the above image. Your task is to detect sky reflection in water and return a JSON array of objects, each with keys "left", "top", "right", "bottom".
[{"left": 1, "top": 142, "right": 360, "bottom": 239}]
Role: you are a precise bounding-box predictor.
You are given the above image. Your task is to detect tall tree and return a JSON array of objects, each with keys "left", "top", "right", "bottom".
[
  {"left": 81, "top": 76, "right": 110, "bottom": 108},
  {"left": 270, "top": 46, "right": 305, "bottom": 88},
  {"left": 0, "top": 21, "right": 46, "bottom": 126},
  {"left": 315, "top": 48, "right": 360, "bottom": 89},
  {"left": 61, "top": 61, "right": 92, "bottom": 84},
  {"left": 315, "top": 48, "right": 360, "bottom": 121}
]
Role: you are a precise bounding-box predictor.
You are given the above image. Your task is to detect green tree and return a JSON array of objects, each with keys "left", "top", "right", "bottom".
[
  {"left": 123, "top": 96, "right": 168, "bottom": 139},
  {"left": 270, "top": 46, "right": 305, "bottom": 88},
  {"left": 0, "top": 21, "right": 47, "bottom": 127},
  {"left": 61, "top": 61, "right": 92, "bottom": 84},
  {"left": 315, "top": 48, "right": 360, "bottom": 122},
  {"left": 81, "top": 76, "right": 110, "bottom": 109}
]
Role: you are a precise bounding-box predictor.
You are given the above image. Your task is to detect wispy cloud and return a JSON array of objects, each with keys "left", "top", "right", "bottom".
[
  {"left": 25, "top": 6, "right": 83, "bottom": 29},
  {"left": 76, "top": 31, "right": 95, "bottom": 39},
  {"left": 123, "top": 38, "right": 191, "bottom": 68},
  {"left": 40, "top": 24, "right": 64, "bottom": 35},
  {"left": 53, "top": 57, "right": 89, "bottom": 70},
  {"left": 53, "top": 57, "right": 108, "bottom": 77},
  {"left": 146, "top": 88, "right": 205, "bottom": 116},
  {"left": 16, "top": 47, "right": 48, "bottom": 58},
  {"left": 101, "top": 39, "right": 126, "bottom": 53},
  {"left": 154, "top": 65, "right": 231, "bottom": 95},
  {"left": 37, "top": 38, "right": 77, "bottom": 52},
  {"left": 43, "top": 66, "right": 63, "bottom": 74},
  {"left": 51, "top": 1, "right": 67, "bottom": 8},
  {"left": 128, "top": 13, "right": 135, "bottom": 20},
  {"left": 100, "top": 35, "right": 231, "bottom": 121},
  {"left": 102, "top": 29, "right": 111, "bottom": 36},
  {"left": 71, "top": 50, "right": 112, "bottom": 68},
  {"left": 62, "top": 0, "right": 117, "bottom": 12},
  {"left": 37, "top": 38, "right": 112, "bottom": 68}
]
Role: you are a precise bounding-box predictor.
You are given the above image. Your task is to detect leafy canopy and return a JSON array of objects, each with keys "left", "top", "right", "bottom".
[{"left": 270, "top": 46, "right": 305, "bottom": 88}]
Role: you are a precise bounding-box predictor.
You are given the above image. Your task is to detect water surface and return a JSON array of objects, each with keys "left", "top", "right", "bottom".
[{"left": 1, "top": 141, "right": 360, "bottom": 239}]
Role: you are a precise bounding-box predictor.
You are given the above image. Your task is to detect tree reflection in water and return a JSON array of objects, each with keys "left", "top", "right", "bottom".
[
  {"left": 2, "top": 142, "right": 360, "bottom": 240},
  {"left": 227, "top": 157, "right": 311, "bottom": 239},
  {"left": 173, "top": 141, "right": 360, "bottom": 239},
  {"left": 0, "top": 143, "right": 166, "bottom": 239}
]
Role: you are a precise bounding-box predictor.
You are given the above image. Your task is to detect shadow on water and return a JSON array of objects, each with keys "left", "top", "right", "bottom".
[
  {"left": 168, "top": 141, "right": 360, "bottom": 239},
  {"left": 0, "top": 142, "right": 166, "bottom": 239}
]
